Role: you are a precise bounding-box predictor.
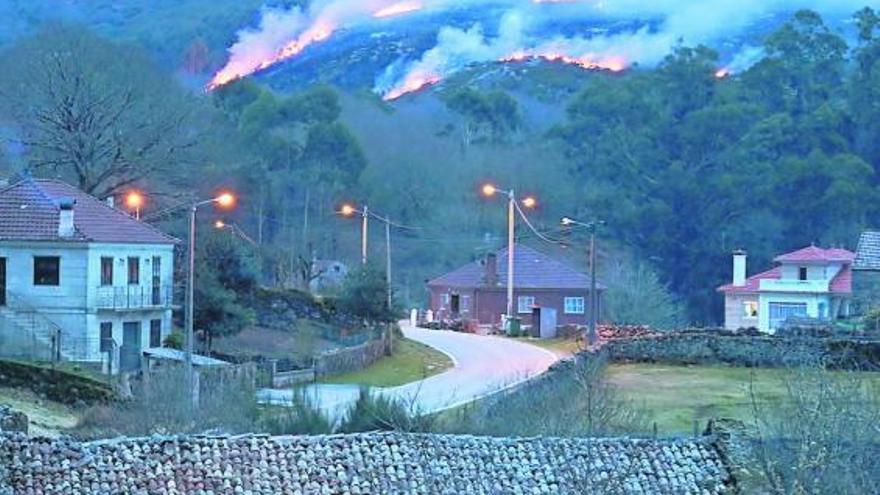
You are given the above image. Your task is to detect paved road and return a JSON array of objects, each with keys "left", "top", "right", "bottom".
[{"left": 258, "top": 325, "right": 559, "bottom": 422}]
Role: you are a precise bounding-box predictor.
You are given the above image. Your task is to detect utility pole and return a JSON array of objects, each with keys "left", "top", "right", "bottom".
[
  {"left": 506, "top": 189, "right": 515, "bottom": 326},
  {"left": 361, "top": 205, "right": 369, "bottom": 265},
  {"left": 385, "top": 216, "right": 393, "bottom": 354},
  {"left": 185, "top": 204, "right": 196, "bottom": 407},
  {"left": 589, "top": 225, "right": 598, "bottom": 347}
]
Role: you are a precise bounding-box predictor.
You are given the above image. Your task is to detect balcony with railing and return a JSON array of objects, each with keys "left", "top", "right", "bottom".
[
  {"left": 95, "top": 285, "right": 174, "bottom": 311},
  {"left": 759, "top": 278, "right": 830, "bottom": 293}
]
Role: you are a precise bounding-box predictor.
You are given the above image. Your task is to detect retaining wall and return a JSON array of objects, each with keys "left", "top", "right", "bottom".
[
  {"left": 0, "top": 360, "right": 114, "bottom": 405},
  {"left": 601, "top": 332, "right": 880, "bottom": 370},
  {"left": 314, "top": 338, "right": 388, "bottom": 376}
]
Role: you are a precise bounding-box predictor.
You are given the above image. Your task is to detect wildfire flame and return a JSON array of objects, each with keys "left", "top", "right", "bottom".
[
  {"left": 501, "top": 51, "right": 627, "bottom": 72},
  {"left": 207, "top": 20, "right": 336, "bottom": 91},
  {"left": 383, "top": 73, "right": 441, "bottom": 101},
  {"left": 374, "top": 1, "right": 424, "bottom": 18},
  {"left": 714, "top": 68, "right": 730, "bottom": 79}
]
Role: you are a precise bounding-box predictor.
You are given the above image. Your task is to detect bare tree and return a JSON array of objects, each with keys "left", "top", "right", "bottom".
[
  {"left": 0, "top": 26, "right": 199, "bottom": 198},
  {"left": 746, "top": 362, "right": 880, "bottom": 494}
]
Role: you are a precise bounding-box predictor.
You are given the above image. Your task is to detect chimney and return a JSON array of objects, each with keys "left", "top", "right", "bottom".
[
  {"left": 105, "top": 196, "right": 115, "bottom": 208},
  {"left": 732, "top": 249, "right": 747, "bottom": 287},
  {"left": 57, "top": 198, "right": 76, "bottom": 238},
  {"left": 485, "top": 252, "right": 498, "bottom": 286}
]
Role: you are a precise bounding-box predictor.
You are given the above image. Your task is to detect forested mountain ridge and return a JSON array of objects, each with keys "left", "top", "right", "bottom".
[{"left": 1, "top": 6, "right": 879, "bottom": 325}]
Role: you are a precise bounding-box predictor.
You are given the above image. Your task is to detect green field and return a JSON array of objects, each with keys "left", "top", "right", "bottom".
[
  {"left": 320, "top": 338, "right": 454, "bottom": 388},
  {"left": 607, "top": 363, "right": 880, "bottom": 434}
]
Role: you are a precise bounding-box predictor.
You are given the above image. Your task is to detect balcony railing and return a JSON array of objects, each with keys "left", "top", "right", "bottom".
[
  {"left": 759, "top": 279, "right": 830, "bottom": 293},
  {"left": 95, "top": 285, "right": 174, "bottom": 310}
]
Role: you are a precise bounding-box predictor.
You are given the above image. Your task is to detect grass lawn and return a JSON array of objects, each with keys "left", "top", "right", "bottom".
[
  {"left": 607, "top": 363, "right": 880, "bottom": 435},
  {"left": 514, "top": 337, "right": 583, "bottom": 357},
  {"left": 320, "top": 338, "right": 453, "bottom": 387},
  {"left": 0, "top": 387, "right": 80, "bottom": 438}
]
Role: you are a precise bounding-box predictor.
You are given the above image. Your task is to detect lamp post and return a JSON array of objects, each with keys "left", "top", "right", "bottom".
[
  {"left": 561, "top": 216, "right": 604, "bottom": 347},
  {"left": 214, "top": 220, "right": 258, "bottom": 247},
  {"left": 184, "top": 192, "right": 236, "bottom": 405},
  {"left": 339, "top": 204, "right": 395, "bottom": 350},
  {"left": 482, "top": 184, "right": 537, "bottom": 329}
]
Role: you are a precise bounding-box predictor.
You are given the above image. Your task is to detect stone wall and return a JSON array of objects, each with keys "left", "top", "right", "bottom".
[
  {"left": 0, "top": 360, "right": 114, "bottom": 405},
  {"left": 601, "top": 331, "right": 880, "bottom": 370},
  {"left": 314, "top": 338, "right": 388, "bottom": 376}
]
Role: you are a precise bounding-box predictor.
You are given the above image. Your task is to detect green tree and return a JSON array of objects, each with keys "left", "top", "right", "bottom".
[
  {"left": 194, "top": 230, "right": 260, "bottom": 350},
  {"left": 337, "top": 264, "right": 395, "bottom": 323}
]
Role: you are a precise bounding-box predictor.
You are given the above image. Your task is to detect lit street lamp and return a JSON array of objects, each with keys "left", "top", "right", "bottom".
[
  {"left": 338, "top": 203, "right": 396, "bottom": 352},
  {"left": 184, "top": 192, "right": 236, "bottom": 403},
  {"left": 214, "top": 219, "right": 258, "bottom": 247},
  {"left": 482, "top": 183, "right": 537, "bottom": 329},
  {"left": 561, "top": 216, "right": 605, "bottom": 347},
  {"left": 125, "top": 190, "right": 145, "bottom": 220}
]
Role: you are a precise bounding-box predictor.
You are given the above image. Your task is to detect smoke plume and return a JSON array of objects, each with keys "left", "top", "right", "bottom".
[{"left": 210, "top": 0, "right": 875, "bottom": 95}]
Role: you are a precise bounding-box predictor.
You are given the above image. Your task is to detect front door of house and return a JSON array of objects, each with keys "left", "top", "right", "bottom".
[
  {"left": 120, "top": 322, "right": 142, "bottom": 372},
  {"left": 0, "top": 257, "right": 6, "bottom": 306}
]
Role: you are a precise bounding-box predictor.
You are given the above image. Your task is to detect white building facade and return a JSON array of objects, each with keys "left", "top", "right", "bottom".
[
  {"left": 718, "top": 246, "right": 854, "bottom": 333},
  {"left": 0, "top": 179, "right": 177, "bottom": 372}
]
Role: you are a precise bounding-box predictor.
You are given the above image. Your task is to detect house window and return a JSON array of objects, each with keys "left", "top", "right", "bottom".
[
  {"left": 149, "top": 319, "right": 162, "bottom": 348},
  {"left": 33, "top": 256, "right": 60, "bottom": 286},
  {"left": 517, "top": 296, "right": 535, "bottom": 314},
  {"left": 99, "top": 322, "right": 113, "bottom": 353},
  {"left": 461, "top": 295, "right": 471, "bottom": 313},
  {"left": 100, "top": 257, "right": 114, "bottom": 286},
  {"left": 798, "top": 267, "right": 808, "bottom": 281},
  {"left": 127, "top": 257, "right": 140, "bottom": 285},
  {"left": 564, "top": 297, "right": 585, "bottom": 314},
  {"left": 440, "top": 294, "right": 450, "bottom": 307},
  {"left": 743, "top": 301, "right": 758, "bottom": 319},
  {"left": 769, "top": 302, "right": 807, "bottom": 329}
]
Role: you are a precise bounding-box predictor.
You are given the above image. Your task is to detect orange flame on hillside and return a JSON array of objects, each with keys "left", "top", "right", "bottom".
[
  {"left": 374, "top": 1, "right": 424, "bottom": 18},
  {"left": 383, "top": 73, "right": 441, "bottom": 101},
  {"left": 207, "top": 21, "right": 336, "bottom": 91},
  {"left": 501, "top": 51, "right": 627, "bottom": 72}
]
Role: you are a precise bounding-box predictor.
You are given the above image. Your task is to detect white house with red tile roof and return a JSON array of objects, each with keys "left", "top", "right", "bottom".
[
  {"left": 717, "top": 246, "right": 854, "bottom": 333},
  {"left": 0, "top": 178, "right": 177, "bottom": 372}
]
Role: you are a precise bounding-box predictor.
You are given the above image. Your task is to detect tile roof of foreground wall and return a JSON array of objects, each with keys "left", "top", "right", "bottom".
[{"left": 1, "top": 432, "right": 732, "bottom": 494}]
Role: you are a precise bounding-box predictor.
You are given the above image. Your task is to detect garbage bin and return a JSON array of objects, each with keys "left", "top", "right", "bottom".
[{"left": 506, "top": 317, "right": 522, "bottom": 336}]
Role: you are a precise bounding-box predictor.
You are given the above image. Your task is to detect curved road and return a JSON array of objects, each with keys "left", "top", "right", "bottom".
[{"left": 259, "top": 325, "right": 559, "bottom": 421}]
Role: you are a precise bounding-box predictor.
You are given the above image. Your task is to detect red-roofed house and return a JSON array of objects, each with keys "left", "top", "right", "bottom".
[
  {"left": 717, "top": 246, "right": 854, "bottom": 333},
  {"left": 0, "top": 178, "right": 178, "bottom": 372},
  {"left": 427, "top": 244, "right": 604, "bottom": 327}
]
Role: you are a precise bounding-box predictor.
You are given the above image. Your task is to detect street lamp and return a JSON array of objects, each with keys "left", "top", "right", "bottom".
[
  {"left": 125, "top": 190, "right": 145, "bottom": 220},
  {"left": 184, "top": 191, "right": 236, "bottom": 404},
  {"left": 482, "top": 183, "right": 537, "bottom": 329},
  {"left": 338, "top": 203, "right": 396, "bottom": 352},
  {"left": 214, "top": 219, "right": 258, "bottom": 247},
  {"left": 338, "top": 204, "right": 393, "bottom": 311},
  {"left": 561, "top": 216, "right": 605, "bottom": 347}
]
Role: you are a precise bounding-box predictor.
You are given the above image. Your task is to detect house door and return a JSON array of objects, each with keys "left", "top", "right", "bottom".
[
  {"left": 0, "top": 258, "right": 6, "bottom": 306},
  {"left": 450, "top": 294, "right": 460, "bottom": 314},
  {"left": 120, "top": 322, "right": 142, "bottom": 372}
]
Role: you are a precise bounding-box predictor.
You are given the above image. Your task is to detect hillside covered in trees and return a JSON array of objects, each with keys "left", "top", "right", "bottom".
[{"left": 1, "top": 6, "right": 879, "bottom": 325}]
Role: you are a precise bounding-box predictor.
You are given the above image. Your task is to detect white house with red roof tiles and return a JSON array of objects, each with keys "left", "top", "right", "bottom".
[
  {"left": 717, "top": 246, "right": 854, "bottom": 333},
  {"left": 0, "top": 178, "right": 178, "bottom": 372}
]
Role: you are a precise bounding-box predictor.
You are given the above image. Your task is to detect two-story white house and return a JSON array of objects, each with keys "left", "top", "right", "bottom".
[
  {"left": 717, "top": 246, "right": 854, "bottom": 333},
  {"left": 0, "top": 178, "right": 177, "bottom": 372}
]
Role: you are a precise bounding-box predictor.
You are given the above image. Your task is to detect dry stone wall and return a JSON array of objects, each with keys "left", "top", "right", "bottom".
[
  {"left": 601, "top": 332, "right": 880, "bottom": 370},
  {"left": 0, "top": 431, "right": 733, "bottom": 494}
]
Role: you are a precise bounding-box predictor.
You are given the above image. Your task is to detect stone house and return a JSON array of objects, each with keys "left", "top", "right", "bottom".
[
  {"left": 0, "top": 178, "right": 177, "bottom": 373},
  {"left": 427, "top": 243, "right": 604, "bottom": 326},
  {"left": 717, "top": 246, "right": 854, "bottom": 333},
  {"left": 853, "top": 231, "right": 880, "bottom": 315}
]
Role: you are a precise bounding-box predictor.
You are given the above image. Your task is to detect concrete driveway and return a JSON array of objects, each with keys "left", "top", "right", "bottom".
[{"left": 258, "top": 325, "right": 559, "bottom": 422}]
